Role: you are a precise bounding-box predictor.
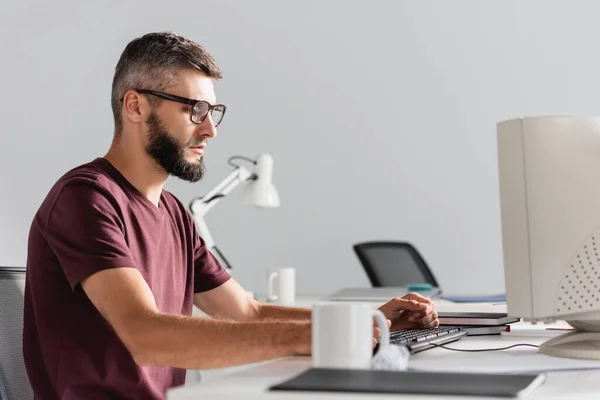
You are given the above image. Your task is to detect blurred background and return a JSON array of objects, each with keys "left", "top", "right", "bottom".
[{"left": 2, "top": 0, "right": 599, "bottom": 297}]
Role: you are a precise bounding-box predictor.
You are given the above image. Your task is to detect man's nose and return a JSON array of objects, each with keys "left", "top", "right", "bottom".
[{"left": 196, "top": 113, "right": 217, "bottom": 138}]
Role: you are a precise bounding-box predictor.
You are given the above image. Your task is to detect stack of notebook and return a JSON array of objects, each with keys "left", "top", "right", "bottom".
[{"left": 438, "top": 312, "right": 520, "bottom": 336}]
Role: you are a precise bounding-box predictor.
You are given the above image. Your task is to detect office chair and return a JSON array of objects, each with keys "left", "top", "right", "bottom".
[
  {"left": 0, "top": 266, "right": 34, "bottom": 400},
  {"left": 352, "top": 241, "right": 441, "bottom": 289}
]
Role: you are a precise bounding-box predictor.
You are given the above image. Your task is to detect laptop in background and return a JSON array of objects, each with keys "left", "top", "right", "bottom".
[{"left": 327, "top": 287, "right": 442, "bottom": 302}]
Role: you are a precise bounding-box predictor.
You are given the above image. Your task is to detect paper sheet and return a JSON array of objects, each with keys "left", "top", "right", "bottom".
[{"left": 408, "top": 348, "right": 600, "bottom": 374}]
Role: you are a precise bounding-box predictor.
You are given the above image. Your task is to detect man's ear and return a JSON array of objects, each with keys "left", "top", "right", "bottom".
[{"left": 122, "top": 90, "right": 145, "bottom": 124}]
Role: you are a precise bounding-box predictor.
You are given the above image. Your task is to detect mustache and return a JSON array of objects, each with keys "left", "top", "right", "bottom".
[{"left": 187, "top": 137, "right": 209, "bottom": 148}]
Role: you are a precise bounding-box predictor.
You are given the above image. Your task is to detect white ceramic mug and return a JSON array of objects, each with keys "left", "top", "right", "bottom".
[
  {"left": 267, "top": 267, "right": 295, "bottom": 305},
  {"left": 312, "top": 302, "right": 389, "bottom": 370}
]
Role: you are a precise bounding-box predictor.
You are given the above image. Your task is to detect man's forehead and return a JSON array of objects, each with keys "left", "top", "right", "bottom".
[{"left": 171, "top": 70, "right": 217, "bottom": 103}]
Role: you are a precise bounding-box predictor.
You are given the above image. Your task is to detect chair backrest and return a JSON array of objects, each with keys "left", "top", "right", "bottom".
[
  {"left": 352, "top": 241, "right": 440, "bottom": 289},
  {"left": 0, "top": 267, "right": 33, "bottom": 400}
]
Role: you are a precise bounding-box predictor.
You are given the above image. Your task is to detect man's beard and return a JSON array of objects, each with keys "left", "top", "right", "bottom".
[{"left": 145, "top": 111, "right": 205, "bottom": 182}]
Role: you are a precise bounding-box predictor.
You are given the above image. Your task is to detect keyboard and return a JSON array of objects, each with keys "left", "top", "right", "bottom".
[{"left": 387, "top": 327, "right": 467, "bottom": 354}]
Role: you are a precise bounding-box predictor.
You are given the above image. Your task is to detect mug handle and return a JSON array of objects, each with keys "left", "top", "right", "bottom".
[
  {"left": 268, "top": 271, "right": 279, "bottom": 301},
  {"left": 373, "top": 309, "right": 389, "bottom": 347}
]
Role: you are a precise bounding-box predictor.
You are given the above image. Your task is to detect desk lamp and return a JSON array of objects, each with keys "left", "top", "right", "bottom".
[{"left": 189, "top": 153, "right": 280, "bottom": 269}]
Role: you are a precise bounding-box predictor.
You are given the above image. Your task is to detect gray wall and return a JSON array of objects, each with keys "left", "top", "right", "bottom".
[{"left": 2, "top": 0, "right": 600, "bottom": 297}]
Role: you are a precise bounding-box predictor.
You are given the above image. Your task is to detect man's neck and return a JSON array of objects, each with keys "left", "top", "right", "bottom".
[{"left": 103, "top": 142, "right": 167, "bottom": 208}]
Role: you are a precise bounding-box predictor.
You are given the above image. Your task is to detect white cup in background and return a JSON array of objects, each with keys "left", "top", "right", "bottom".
[
  {"left": 267, "top": 267, "right": 295, "bottom": 306},
  {"left": 312, "top": 302, "right": 389, "bottom": 370}
]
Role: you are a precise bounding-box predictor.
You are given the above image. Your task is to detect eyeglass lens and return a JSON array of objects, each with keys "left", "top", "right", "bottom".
[{"left": 192, "top": 102, "right": 225, "bottom": 127}]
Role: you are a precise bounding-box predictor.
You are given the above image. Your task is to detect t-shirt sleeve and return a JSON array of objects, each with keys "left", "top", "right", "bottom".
[
  {"left": 45, "top": 183, "right": 137, "bottom": 291},
  {"left": 191, "top": 222, "right": 231, "bottom": 293}
]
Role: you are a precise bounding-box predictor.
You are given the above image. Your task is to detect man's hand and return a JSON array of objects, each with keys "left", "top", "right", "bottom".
[
  {"left": 372, "top": 318, "right": 392, "bottom": 348},
  {"left": 378, "top": 292, "right": 439, "bottom": 332}
]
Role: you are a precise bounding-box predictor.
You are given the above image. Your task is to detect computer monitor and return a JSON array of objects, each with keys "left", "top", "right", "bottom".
[{"left": 497, "top": 116, "right": 600, "bottom": 360}]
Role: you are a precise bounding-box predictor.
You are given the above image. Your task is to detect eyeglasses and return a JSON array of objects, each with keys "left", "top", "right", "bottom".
[{"left": 135, "top": 89, "right": 227, "bottom": 127}]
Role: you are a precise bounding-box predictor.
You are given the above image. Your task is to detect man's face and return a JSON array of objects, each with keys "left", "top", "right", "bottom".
[{"left": 144, "top": 70, "right": 218, "bottom": 182}]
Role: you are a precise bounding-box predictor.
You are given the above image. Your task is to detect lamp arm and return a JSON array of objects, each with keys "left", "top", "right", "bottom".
[
  {"left": 188, "top": 165, "right": 255, "bottom": 269},
  {"left": 189, "top": 166, "right": 254, "bottom": 217},
  {"left": 190, "top": 214, "right": 234, "bottom": 269}
]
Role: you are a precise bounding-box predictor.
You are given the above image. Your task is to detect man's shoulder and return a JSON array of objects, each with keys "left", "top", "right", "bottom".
[
  {"left": 29, "top": 158, "right": 123, "bottom": 234},
  {"left": 57, "top": 157, "right": 121, "bottom": 190},
  {"left": 39, "top": 159, "right": 125, "bottom": 215},
  {"left": 50, "top": 158, "right": 130, "bottom": 207}
]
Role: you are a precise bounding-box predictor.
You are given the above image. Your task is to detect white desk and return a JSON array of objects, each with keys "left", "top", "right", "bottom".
[
  {"left": 173, "top": 295, "right": 600, "bottom": 399},
  {"left": 170, "top": 335, "right": 600, "bottom": 399}
]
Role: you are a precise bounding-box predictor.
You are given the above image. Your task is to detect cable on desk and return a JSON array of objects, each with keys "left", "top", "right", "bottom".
[{"left": 429, "top": 343, "right": 539, "bottom": 352}]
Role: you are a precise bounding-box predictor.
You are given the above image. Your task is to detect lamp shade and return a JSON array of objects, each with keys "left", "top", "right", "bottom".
[{"left": 241, "top": 153, "right": 280, "bottom": 207}]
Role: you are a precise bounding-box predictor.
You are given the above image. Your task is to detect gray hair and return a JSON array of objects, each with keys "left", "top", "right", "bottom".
[{"left": 111, "top": 32, "right": 223, "bottom": 135}]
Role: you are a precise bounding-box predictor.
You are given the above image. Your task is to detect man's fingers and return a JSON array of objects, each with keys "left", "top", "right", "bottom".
[
  {"left": 390, "top": 297, "right": 429, "bottom": 312},
  {"left": 414, "top": 310, "right": 439, "bottom": 327},
  {"left": 407, "top": 304, "right": 433, "bottom": 321},
  {"left": 403, "top": 292, "right": 435, "bottom": 305},
  {"left": 424, "top": 318, "right": 440, "bottom": 328},
  {"left": 415, "top": 309, "right": 438, "bottom": 323},
  {"left": 373, "top": 326, "right": 381, "bottom": 339}
]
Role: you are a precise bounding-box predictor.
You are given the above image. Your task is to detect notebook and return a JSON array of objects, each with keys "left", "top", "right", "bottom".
[
  {"left": 438, "top": 312, "right": 520, "bottom": 326},
  {"left": 269, "top": 368, "right": 546, "bottom": 398},
  {"left": 441, "top": 324, "right": 511, "bottom": 336}
]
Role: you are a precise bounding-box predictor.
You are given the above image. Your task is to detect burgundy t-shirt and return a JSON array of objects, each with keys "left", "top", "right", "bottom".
[{"left": 23, "top": 158, "right": 231, "bottom": 400}]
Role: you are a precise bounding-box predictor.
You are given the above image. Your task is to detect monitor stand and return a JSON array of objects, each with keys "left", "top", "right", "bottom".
[{"left": 539, "top": 330, "right": 600, "bottom": 360}]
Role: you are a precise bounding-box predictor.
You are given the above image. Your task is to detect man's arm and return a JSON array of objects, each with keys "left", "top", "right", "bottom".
[
  {"left": 194, "top": 279, "right": 311, "bottom": 322},
  {"left": 81, "top": 267, "right": 311, "bottom": 370},
  {"left": 256, "top": 304, "right": 311, "bottom": 321},
  {"left": 193, "top": 280, "right": 440, "bottom": 328}
]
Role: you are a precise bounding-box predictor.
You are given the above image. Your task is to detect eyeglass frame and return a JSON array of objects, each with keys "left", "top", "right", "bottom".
[{"left": 133, "top": 89, "right": 227, "bottom": 127}]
